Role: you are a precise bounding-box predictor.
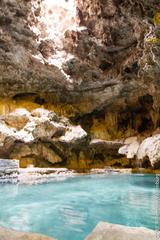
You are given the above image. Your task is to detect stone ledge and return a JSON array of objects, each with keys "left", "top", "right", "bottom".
[
  {"left": 0, "top": 159, "right": 19, "bottom": 169},
  {"left": 85, "top": 222, "right": 156, "bottom": 240},
  {"left": 0, "top": 159, "right": 19, "bottom": 183},
  {"left": 0, "top": 226, "right": 56, "bottom": 240}
]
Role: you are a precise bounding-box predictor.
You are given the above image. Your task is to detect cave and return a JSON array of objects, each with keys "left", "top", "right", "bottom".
[
  {"left": 0, "top": 0, "right": 160, "bottom": 239},
  {"left": 0, "top": 0, "right": 159, "bottom": 177}
]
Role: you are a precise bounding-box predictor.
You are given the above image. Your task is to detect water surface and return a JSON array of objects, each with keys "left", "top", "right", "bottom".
[{"left": 0, "top": 174, "right": 158, "bottom": 240}]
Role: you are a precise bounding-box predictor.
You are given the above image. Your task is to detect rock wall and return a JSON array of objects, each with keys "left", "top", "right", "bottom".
[
  {"left": 0, "top": 0, "right": 160, "bottom": 113},
  {"left": 0, "top": 0, "right": 160, "bottom": 169},
  {"left": 0, "top": 108, "right": 129, "bottom": 170},
  {"left": 0, "top": 108, "right": 159, "bottom": 170}
]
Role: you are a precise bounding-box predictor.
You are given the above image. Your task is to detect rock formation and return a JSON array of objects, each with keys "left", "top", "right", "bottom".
[
  {"left": 0, "top": 222, "right": 156, "bottom": 240},
  {"left": 0, "top": 159, "right": 19, "bottom": 183},
  {"left": 0, "top": 0, "right": 160, "bottom": 169},
  {"left": 0, "top": 108, "right": 129, "bottom": 169},
  {"left": 119, "top": 134, "right": 160, "bottom": 168},
  {"left": 0, "top": 108, "right": 88, "bottom": 168},
  {"left": 85, "top": 222, "right": 156, "bottom": 240}
]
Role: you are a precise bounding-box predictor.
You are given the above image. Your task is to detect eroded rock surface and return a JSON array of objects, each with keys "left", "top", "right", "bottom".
[
  {"left": 0, "top": 0, "right": 160, "bottom": 116},
  {"left": 0, "top": 108, "right": 131, "bottom": 169},
  {"left": 0, "top": 108, "right": 87, "bottom": 168},
  {"left": 0, "top": 0, "right": 160, "bottom": 169},
  {"left": 119, "top": 134, "right": 160, "bottom": 168},
  {"left": 1, "top": 107, "right": 160, "bottom": 169},
  {"left": 137, "top": 134, "right": 160, "bottom": 168}
]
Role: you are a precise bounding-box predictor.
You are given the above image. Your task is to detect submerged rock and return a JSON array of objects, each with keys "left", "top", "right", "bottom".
[
  {"left": 0, "top": 226, "right": 56, "bottom": 240},
  {"left": 85, "top": 222, "right": 155, "bottom": 240}
]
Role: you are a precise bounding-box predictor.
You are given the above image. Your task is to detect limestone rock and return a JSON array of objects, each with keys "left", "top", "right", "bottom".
[
  {"left": 59, "top": 125, "right": 87, "bottom": 144},
  {"left": 0, "top": 122, "right": 16, "bottom": 157},
  {"left": 4, "top": 108, "right": 30, "bottom": 130},
  {"left": 31, "top": 108, "right": 59, "bottom": 122},
  {"left": 0, "top": 0, "right": 160, "bottom": 168},
  {"left": 119, "top": 135, "right": 160, "bottom": 167},
  {"left": 0, "top": 159, "right": 19, "bottom": 183},
  {"left": 18, "top": 168, "right": 77, "bottom": 184},
  {"left": 118, "top": 137, "right": 140, "bottom": 159},
  {"left": 0, "top": 226, "right": 56, "bottom": 240},
  {"left": 0, "top": 159, "right": 19, "bottom": 169},
  {"left": 10, "top": 143, "right": 62, "bottom": 167},
  {"left": 32, "top": 120, "right": 65, "bottom": 140},
  {"left": 90, "top": 139, "right": 123, "bottom": 156},
  {"left": 0, "top": 108, "right": 87, "bottom": 167},
  {"left": 85, "top": 222, "right": 155, "bottom": 240},
  {"left": 0, "top": 0, "right": 159, "bottom": 117},
  {"left": 137, "top": 134, "right": 160, "bottom": 167}
]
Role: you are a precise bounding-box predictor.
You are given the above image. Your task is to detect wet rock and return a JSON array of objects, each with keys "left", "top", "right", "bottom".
[
  {"left": 0, "top": 159, "right": 19, "bottom": 169},
  {"left": 85, "top": 222, "right": 155, "bottom": 240},
  {"left": 18, "top": 168, "right": 77, "bottom": 184}
]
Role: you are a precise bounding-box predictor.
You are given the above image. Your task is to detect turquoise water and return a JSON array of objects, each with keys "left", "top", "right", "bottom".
[{"left": 0, "top": 174, "right": 158, "bottom": 240}]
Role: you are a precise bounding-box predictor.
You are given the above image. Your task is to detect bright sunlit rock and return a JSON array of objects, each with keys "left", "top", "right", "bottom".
[
  {"left": 30, "top": 0, "right": 78, "bottom": 81},
  {"left": 31, "top": 0, "right": 77, "bottom": 46}
]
